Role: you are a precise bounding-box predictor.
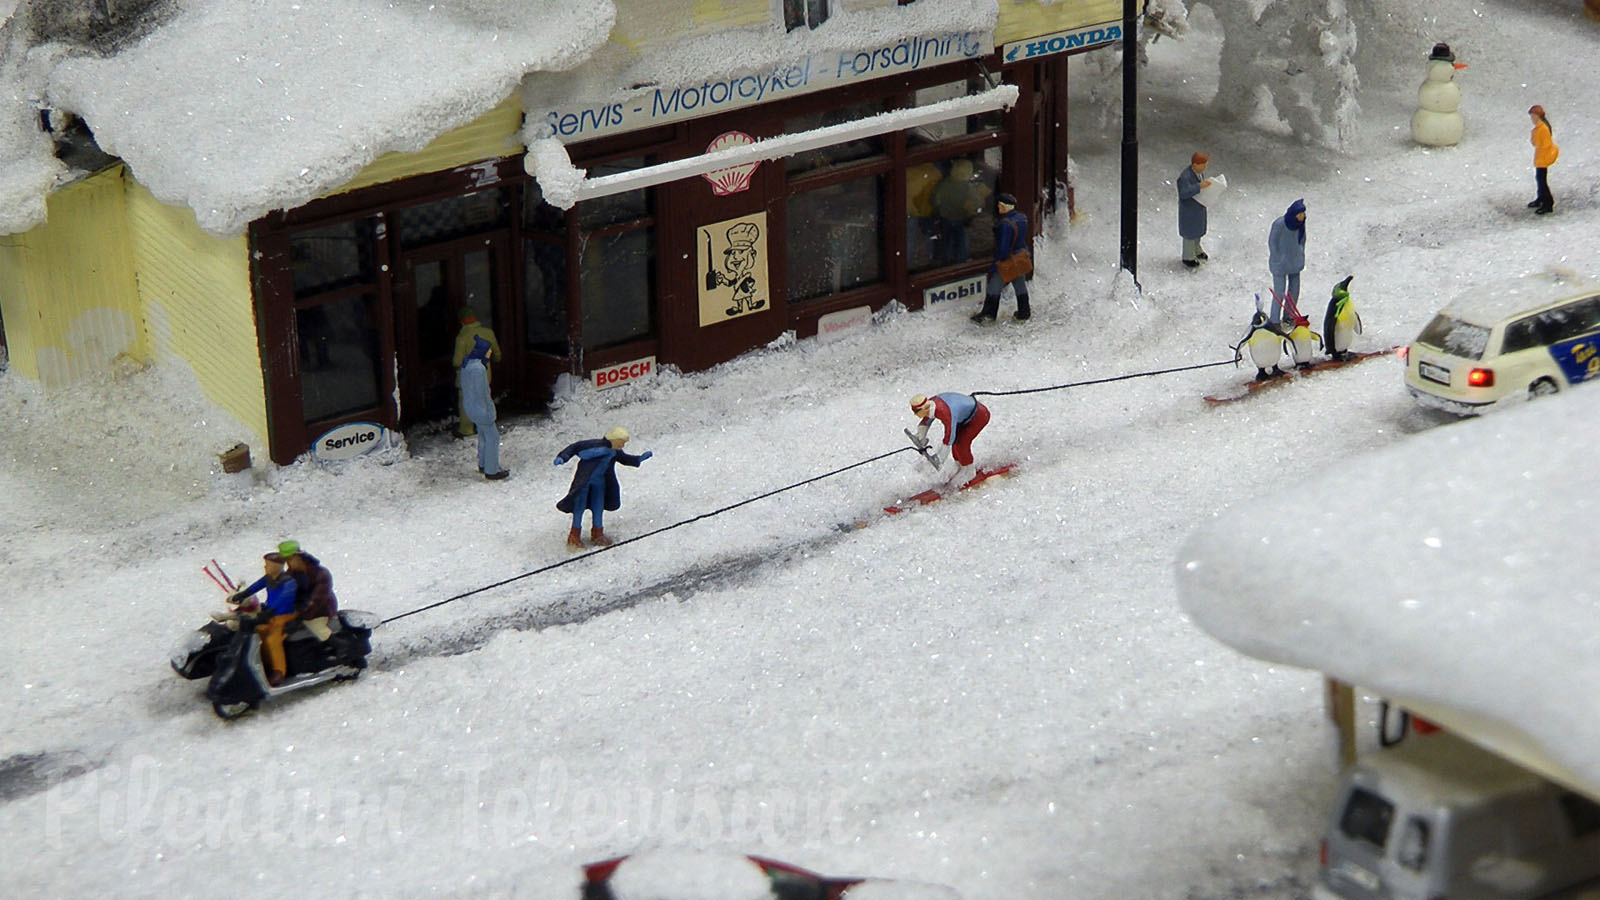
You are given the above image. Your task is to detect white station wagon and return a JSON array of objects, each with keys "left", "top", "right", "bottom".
[{"left": 1405, "top": 271, "right": 1600, "bottom": 412}]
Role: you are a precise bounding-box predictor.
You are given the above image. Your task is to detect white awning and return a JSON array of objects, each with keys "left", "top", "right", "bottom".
[{"left": 526, "top": 84, "right": 1019, "bottom": 205}]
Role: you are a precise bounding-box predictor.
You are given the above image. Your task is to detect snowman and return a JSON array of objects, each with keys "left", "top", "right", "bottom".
[{"left": 1411, "top": 42, "right": 1468, "bottom": 147}]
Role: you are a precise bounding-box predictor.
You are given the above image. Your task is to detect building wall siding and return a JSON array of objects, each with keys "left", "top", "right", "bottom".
[
  {"left": 331, "top": 96, "right": 526, "bottom": 197},
  {"left": 0, "top": 168, "right": 144, "bottom": 388},
  {"left": 998, "top": 0, "right": 1124, "bottom": 45},
  {"left": 125, "top": 175, "right": 270, "bottom": 448}
]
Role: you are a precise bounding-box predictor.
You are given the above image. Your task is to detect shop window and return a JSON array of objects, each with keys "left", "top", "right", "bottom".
[
  {"left": 524, "top": 237, "right": 567, "bottom": 355},
  {"left": 784, "top": 101, "right": 886, "bottom": 175},
  {"left": 906, "top": 78, "right": 1004, "bottom": 147},
  {"left": 296, "top": 293, "right": 382, "bottom": 423},
  {"left": 580, "top": 229, "right": 654, "bottom": 351},
  {"left": 523, "top": 180, "right": 565, "bottom": 232},
  {"left": 578, "top": 157, "right": 651, "bottom": 228},
  {"left": 787, "top": 175, "right": 882, "bottom": 303},
  {"left": 393, "top": 188, "right": 507, "bottom": 249},
  {"left": 782, "top": 0, "right": 828, "bottom": 31},
  {"left": 907, "top": 149, "right": 1000, "bottom": 273},
  {"left": 290, "top": 219, "right": 374, "bottom": 297}
]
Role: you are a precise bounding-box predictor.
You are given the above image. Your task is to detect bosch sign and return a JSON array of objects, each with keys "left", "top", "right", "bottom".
[
  {"left": 592, "top": 356, "right": 656, "bottom": 390},
  {"left": 312, "top": 421, "right": 388, "bottom": 462}
]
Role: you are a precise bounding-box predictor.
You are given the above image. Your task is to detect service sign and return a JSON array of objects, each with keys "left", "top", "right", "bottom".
[
  {"left": 815, "top": 305, "right": 872, "bottom": 343},
  {"left": 592, "top": 356, "right": 657, "bottom": 390},
  {"left": 923, "top": 273, "right": 987, "bottom": 307},
  {"left": 313, "top": 421, "right": 388, "bottom": 462},
  {"left": 1002, "top": 21, "right": 1123, "bottom": 63},
  {"left": 540, "top": 30, "right": 991, "bottom": 142}
]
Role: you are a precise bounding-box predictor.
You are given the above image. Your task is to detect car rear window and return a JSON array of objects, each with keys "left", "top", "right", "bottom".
[
  {"left": 1416, "top": 314, "right": 1491, "bottom": 360},
  {"left": 1339, "top": 786, "right": 1395, "bottom": 849}
]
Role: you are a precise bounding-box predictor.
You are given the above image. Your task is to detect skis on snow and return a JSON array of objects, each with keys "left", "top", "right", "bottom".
[
  {"left": 1204, "top": 346, "right": 1402, "bottom": 404},
  {"left": 838, "top": 463, "right": 1018, "bottom": 531}
]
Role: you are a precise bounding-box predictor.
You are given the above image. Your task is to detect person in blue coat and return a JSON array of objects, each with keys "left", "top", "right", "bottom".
[
  {"left": 555, "top": 427, "right": 652, "bottom": 549},
  {"left": 229, "top": 551, "right": 299, "bottom": 686},
  {"left": 460, "top": 336, "right": 508, "bottom": 480},
  {"left": 1267, "top": 199, "right": 1308, "bottom": 330},
  {"left": 1177, "top": 151, "right": 1212, "bottom": 267},
  {"left": 971, "top": 193, "right": 1031, "bottom": 323}
]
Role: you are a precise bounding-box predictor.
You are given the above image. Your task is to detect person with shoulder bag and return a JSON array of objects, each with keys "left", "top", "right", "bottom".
[{"left": 972, "top": 194, "right": 1032, "bottom": 324}]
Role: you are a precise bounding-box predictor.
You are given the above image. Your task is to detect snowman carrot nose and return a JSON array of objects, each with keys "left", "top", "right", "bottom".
[{"left": 1453, "top": 62, "right": 1467, "bottom": 69}]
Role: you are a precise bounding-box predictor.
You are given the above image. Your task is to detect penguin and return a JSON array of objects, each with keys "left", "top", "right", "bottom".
[
  {"left": 1233, "top": 297, "right": 1285, "bottom": 381},
  {"left": 1322, "top": 275, "right": 1362, "bottom": 362},
  {"left": 1284, "top": 315, "right": 1323, "bottom": 369}
]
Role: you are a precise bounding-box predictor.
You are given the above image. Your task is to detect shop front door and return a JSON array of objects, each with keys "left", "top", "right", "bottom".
[{"left": 393, "top": 235, "right": 514, "bottom": 428}]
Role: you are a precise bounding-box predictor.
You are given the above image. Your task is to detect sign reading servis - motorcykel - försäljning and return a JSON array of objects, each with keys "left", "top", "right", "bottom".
[{"left": 539, "top": 30, "right": 991, "bottom": 143}]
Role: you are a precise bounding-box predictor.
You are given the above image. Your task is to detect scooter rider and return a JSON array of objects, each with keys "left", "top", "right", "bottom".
[
  {"left": 230, "top": 551, "right": 299, "bottom": 687},
  {"left": 280, "top": 540, "right": 339, "bottom": 642}
]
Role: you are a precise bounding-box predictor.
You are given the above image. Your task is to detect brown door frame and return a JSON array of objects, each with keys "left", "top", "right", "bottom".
[{"left": 389, "top": 231, "right": 517, "bottom": 425}]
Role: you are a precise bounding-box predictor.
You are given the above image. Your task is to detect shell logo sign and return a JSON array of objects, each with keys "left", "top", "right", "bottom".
[{"left": 701, "top": 132, "right": 760, "bottom": 195}]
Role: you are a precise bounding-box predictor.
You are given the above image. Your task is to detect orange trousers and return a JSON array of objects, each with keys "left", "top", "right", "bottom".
[{"left": 255, "top": 613, "right": 298, "bottom": 679}]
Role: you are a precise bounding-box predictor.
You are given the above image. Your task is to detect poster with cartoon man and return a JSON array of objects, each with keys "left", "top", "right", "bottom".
[{"left": 697, "top": 212, "right": 770, "bottom": 326}]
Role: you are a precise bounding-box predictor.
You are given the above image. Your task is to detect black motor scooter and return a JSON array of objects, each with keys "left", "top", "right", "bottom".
[{"left": 171, "top": 608, "right": 378, "bottom": 719}]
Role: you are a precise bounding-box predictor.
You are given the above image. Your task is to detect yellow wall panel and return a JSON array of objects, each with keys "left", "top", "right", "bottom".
[
  {"left": 0, "top": 168, "right": 143, "bottom": 388},
  {"left": 331, "top": 97, "right": 526, "bottom": 197},
  {"left": 997, "top": 0, "right": 1124, "bottom": 45},
  {"left": 0, "top": 236, "right": 39, "bottom": 380},
  {"left": 125, "top": 177, "right": 270, "bottom": 449}
]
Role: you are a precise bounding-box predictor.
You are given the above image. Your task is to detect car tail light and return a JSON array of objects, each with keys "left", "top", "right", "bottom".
[
  {"left": 1320, "top": 838, "right": 1328, "bottom": 866},
  {"left": 1467, "top": 368, "right": 1494, "bottom": 387},
  {"left": 1397, "top": 345, "right": 1409, "bottom": 362}
]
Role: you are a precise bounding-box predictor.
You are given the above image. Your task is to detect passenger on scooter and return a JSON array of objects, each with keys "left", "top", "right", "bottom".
[
  {"left": 280, "top": 540, "right": 339, "bottom": 641},
  {"left": 231, "top": 551, "right": 298, "bottom": 687}
]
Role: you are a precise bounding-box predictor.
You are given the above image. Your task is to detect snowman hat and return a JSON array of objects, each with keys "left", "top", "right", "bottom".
[{"left": 1428, "top": 42, "right": 1455, "bottom": 62}]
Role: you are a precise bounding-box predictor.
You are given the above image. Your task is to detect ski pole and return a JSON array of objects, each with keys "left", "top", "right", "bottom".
[
  {"left": 213, "top": 560, "right": 236, "bottom": 591},
  {"left": 203, "top": 564, "right": 231, "bottom": 594}
]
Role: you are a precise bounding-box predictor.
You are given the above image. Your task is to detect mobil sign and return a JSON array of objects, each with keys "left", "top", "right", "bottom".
[{"left": 592, "top": 356, "right": 656, "bottom": 390}]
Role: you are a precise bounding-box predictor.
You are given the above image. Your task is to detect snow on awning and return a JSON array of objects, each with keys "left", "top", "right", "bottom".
[
  {"left": 37, "top": 0, "right": 617, "bottom": 236},
  {"left": 526, "top": 84, "right": 1019, "bottom": 209},
  {"left": 1176, "top": 382, "right": 1600, "bottom": 797}
]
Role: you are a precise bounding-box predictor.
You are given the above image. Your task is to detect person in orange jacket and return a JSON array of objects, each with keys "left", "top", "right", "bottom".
[{"left": 1528, "top": 104, "right": 1559, "bottom": 215}]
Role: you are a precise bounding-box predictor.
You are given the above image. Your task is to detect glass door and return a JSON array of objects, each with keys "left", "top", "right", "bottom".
[{"left": 394, "top": 236, "right": 511, "bottom": 427}]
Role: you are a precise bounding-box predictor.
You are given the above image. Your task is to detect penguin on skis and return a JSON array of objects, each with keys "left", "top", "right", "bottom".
[
  {"left": 1277, "top": 291, "right": 1323, "bottom": 370},
  {"left": 1233, "top": 296, "right": 1286, "bottom": 381},
  {"left": 1322, "top": 275, "right": 1362, "bottom": 362}
]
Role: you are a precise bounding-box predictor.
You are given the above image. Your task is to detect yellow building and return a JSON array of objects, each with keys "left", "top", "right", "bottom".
[{"left": 0, "top": 0, "right": 1130, "bottom": 465}]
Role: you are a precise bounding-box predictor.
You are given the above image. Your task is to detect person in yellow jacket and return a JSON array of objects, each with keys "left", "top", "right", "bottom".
[
  {"left": 1528, "top": 104, "right": 1559, "bottom": 215},
  {"left": 451, "top": 307, "right": 501, "bottom": 437}
]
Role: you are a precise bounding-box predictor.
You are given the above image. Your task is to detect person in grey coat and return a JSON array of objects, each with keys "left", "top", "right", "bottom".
[
  {"left": 1266, "top": 198, "right": 1308, "bottom": 329},
  {"left": 1177, "top": 151, "right": 1212, "bottom": 267},
  {"left": 460, "top": 336, "right": 508, "bottom": 480}
]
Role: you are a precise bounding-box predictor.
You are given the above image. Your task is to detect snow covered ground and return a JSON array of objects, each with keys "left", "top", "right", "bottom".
[{"left": 3, "top": 0, "right": 1598, "bottom": 896}]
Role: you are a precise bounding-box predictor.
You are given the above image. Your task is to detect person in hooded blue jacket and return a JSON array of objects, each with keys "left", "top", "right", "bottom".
[
  {"left": 554, "top": 427, "right": 652, "bottom": 549},
  {"left": 1267, "top": 199, "right": 1308, "bottom": 330},
  {"left": 459, "top": 336, "right": 508, "bottom": 480}
]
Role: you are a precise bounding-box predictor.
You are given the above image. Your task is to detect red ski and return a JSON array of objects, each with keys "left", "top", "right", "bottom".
[
  {"left": 840, "top": 464, "right": 1017, "bottom": 530},
  {"left": 1205, "top": 345, "right": 1402, "bottom": 404}
]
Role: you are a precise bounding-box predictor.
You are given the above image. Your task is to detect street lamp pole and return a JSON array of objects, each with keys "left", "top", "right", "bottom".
[{"left": 1119, "top": 0, "right": 1140, "bottom": 284}]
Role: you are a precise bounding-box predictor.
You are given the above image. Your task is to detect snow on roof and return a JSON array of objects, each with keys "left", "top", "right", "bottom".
[
  {"left": 1176, "top": 383, "right": 1600, "bottom": 796},
  {"left": 8, "top": 0, "right": 615, "bottom": 237},
  {"left": 1438, "top": 270, "right": 1600, "bottom": 327},
  {"left": 520, "top": 0, "right": 998, "bottom": 145}
]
